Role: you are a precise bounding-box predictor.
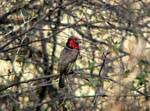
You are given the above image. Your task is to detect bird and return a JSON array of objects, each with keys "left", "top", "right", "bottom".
[{"left": 58, "top": 36, "right": 81, "bottom": 88}]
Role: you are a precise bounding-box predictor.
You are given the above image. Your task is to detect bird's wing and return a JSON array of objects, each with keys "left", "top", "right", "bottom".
[{"left": 58, "top": 48, "right": 79, "bottom": 75}]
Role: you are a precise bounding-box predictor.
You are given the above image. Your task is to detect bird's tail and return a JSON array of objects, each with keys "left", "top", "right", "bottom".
[{"left": 59, "top": 74, "right": 65, "bottom": 88}]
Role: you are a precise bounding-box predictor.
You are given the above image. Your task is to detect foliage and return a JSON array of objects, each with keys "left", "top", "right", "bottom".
[{"left": 0, "top": 0, "right": 150, "bottom": 111}]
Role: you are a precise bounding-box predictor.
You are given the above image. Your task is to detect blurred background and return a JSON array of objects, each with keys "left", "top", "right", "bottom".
[{"left": 0, "top": 0, "right": 150, "bottom": 111}]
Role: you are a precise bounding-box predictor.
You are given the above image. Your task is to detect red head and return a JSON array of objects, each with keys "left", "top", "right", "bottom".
[{"left": 66, "top": 36, "right": 81, "bottom": 50}]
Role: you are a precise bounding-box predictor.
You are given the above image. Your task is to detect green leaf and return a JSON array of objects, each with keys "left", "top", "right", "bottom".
[
  {"left": 136, "top": 73, "right": 148, "bottom": 85},
  {"left": 124, "top": 69, "right": 131, "bottom": 77},
  {"left": 88, "top": 78, "right": 98, "bottom": 87},
  {"left": 88, "top": 60, "right": 96, "bottom": 74}
]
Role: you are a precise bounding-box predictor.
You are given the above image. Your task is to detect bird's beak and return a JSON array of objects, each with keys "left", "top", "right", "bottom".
[{"left": 75, "top": 39, "right": 81, "bottom": 44}]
